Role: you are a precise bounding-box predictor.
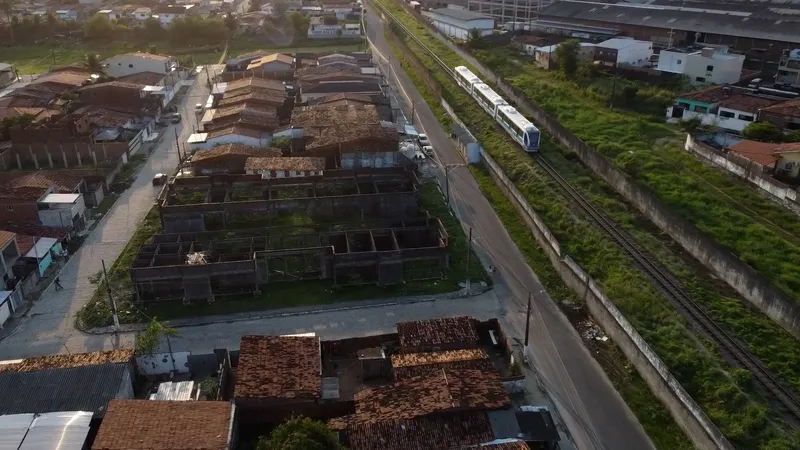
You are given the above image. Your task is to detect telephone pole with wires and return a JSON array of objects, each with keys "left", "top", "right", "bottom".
[{"left": 102, "top": 259, "right": 120, "bottom": 331}]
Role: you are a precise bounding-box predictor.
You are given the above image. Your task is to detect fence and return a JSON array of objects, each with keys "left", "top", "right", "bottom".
[
  {"left": 685, "top": 135, "right": 800, "bottom": 214},
  {"left": 426, "top": 26, "right": 800, "bottom": 340}
]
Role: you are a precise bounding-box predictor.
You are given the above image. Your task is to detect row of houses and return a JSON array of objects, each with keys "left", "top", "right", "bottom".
[{"left": 0, "top": 317, "right": 560, "bottom": 450}]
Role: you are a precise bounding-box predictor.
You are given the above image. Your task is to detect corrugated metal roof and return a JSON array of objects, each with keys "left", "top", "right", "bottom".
[
  {"left": 0, "top": 413, "right": 34, "bottom": 450},
  {"left": 19, "top": 411, "right": 92, "bottom": 450},
  {"left": 0, "top": 363, "right": 131, "bottom": 417},
  {"left": 149, "top": 381, "right": 194, "bottom": 401}
]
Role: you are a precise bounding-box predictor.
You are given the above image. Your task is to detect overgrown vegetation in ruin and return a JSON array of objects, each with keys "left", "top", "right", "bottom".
[
  {"left": 375, "top": 0, "right": 798, "bottom": 446},
  {"left": 75, "top": 187, "right": 488, "bottom": 326}
]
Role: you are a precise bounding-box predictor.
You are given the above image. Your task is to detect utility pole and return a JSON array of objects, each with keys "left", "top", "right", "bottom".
[
  {"left": 410, "top": 100, "right": 415, "bottom": 125},
  {"left": 524, "top": 291, "right": 532, "bottom": 346},
  {"left": 609, "top": 62, "right": 618, "bottom": 109},
  {"left": 50, "top": 48, "right": 56, "bottom": 66},
  {"left": 465, "top": 227, "right": 472, "bottom": 295},
  {"left": 102, "top": 260, "right": 120, "bottom": 331},
  {"left": 445, "top": 165, "right": 451, "bottom": 206},
  {"left": 174, "top": 128, "right": 182, "bottom": 162}
]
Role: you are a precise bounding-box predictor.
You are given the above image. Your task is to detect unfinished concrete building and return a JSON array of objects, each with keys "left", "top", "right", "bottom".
[
  {"left": 159, "top": 168, "right": 420, "bottom": 233},
  {"left": 129, "top": 217, "right": 449, "bottom": 303}
]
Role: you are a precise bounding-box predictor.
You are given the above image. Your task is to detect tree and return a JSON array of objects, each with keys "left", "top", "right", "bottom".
[
  {"left": 143, "top": 16, "right": 164, "bottom": 37},
  {"left": 273, "top": 0, "right": 288, "bottom": 17},
  {"left": 86, "top": 52, "right": 104, "bottom": 74},
  {"left": 257, "top": 417, "right": 343, "bottom": 450},
  {"left": 785, "top": 130, "right": 800, "bottom": 143},
  {"left": 224, "top": 13, "right": 237, "bottom": 32},
  {"left": 322, "top": 15, "right": 337, "bottom": 25},
  {"left": 45, "top": 11, "right": 60, "bottom": 36},
  {"left": 742, "top": 122, "right": 785, "bottom": 143},
  {"left": 466, "top": 28, "right": 483, "bottom": 50},
  {"left": 84, "top": 14, "right": 114, "bottom": 40},
  {"left": 0, "top": 0, "right": 13, "bottom": 42},
  {"left": 287, "top": 12, "right": 309, "bottom": 40},
  {"left": 135, "top": 317, "right": 177, "bottom": 356},
  {"left": 554, "top": 38, "right": 580, "bottom": 78}
]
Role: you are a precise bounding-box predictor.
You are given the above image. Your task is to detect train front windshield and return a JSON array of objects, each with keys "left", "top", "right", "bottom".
[{"left": 525, "top": 129, "right": 540, "bottom": 151}]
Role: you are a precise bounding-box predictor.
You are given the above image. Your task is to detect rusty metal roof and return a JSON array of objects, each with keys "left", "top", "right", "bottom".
[
  {"left": 234, "top": 335, "right": 321, "bottom": 399},
  {"left": 392, "top": 349, "right": 494, "bottom": 380},
  {"left": 0, "top": 349, "right": 134, "bottom": 373}
]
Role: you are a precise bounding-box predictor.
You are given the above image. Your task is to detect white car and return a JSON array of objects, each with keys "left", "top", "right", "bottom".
[
  {"left": 195, "top": 103, "right": 204, "bottom": 113},
  {"left": 418, "top": 134, "right": 429, "bottom": 146},
  {"left": 423, "top": 145, "right": 434, "bottom": 156}
]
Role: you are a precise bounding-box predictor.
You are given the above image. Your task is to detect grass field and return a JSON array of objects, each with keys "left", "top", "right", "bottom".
[
  {"left": 1, "top": 38, "right": 366, "bottom": 74},
  {"left": 374, "top": 0, "right": 799, "bottom": 447},
  {"left": 75, "top": 184, "right": 488, "bottom": 327}
]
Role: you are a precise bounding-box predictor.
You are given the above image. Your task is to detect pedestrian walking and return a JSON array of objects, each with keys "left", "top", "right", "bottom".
[{"left": 54, "top": 277, "right": 63, "bottom": 291}]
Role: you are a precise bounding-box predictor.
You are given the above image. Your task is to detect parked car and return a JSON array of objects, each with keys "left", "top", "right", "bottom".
[
  {"left": 170, "top": 113, "right": 181, "bottom": 124},
  {"left": 418, "top": 133, "right": 429, "bottom": 146},
  {"left": 195, "top": 103, "right": 204, "bottom": 113},
  {"left": 152, "top": 173, "right": 167, "bottom": 186},
  {"left": 423, "top": 145, "right": 434, "bottom": 156}
]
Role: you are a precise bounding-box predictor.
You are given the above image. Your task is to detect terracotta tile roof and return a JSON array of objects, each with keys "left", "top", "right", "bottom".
[
  {"left": 761, "top": 97, "right": 800, "bottom": 118},
  {"left": 192, "top": 144, "right": 281, "bottom": 163},
  {"left": 0, "top": 349, "right": 134, "bottom": 373},
  {"left": 0, "top": 171, "right": 83, "bottom": 201},
  {"left": 244, "top": 156, "right": 325, "bottom": 171},
  {"left": 0, "top": 107, "right": 47, "bottom": 121},
  {"left": 728, "top": 140, "right": 783, "bottom": 166},
  {"left": 226, "top": 77, "right": 286, "bottom": 94},
  {"left": 118, "top": 71, "right": 165, "bottom": 86},
  {"left": 235, "top": 335, "right": 321, "bottom": 399},
  {"left": 245, "top": 53, "right": 294, "bottom": 70},
  {"left": 351, "top": 369, "right": 509, "bottom": 424},
  {"left": 206, "top": 125, "right": 265, "bottom": 139},
  {"left": 291, "top": 104, "right": 380, "bottom": 127},
  {"left": 218, "top": 89, "right": 287, "bottom": 107},
  {"left": 0, "top": 230, "right": 15, "bottom": 249},
  {"left": 214, "top": 103, "right": 278, "bottom": 121},
  {"left": 92, "top": 400, "right": 233, "bottom": 450},
  {"left": 397, "top": 316, "right": 479, "bottom": 349},
  {"left": 80, "top": 80, "right": 145, "bottom": 92},
  {"left": 392, "top": 349, "right": 495, "bottom": 380},
  {"left": 775, "top": 142, "right": 800, "bottom": 153},
  {"left": 296, "top": 65, "right": 362, "bottom": 78},
  {"left": 31, "top": 70, "right": 90, "bottom": 88},
  {"left": 305, "top": 122, "right": 398, "bottom": 153},
  {"left": 341, "top": 412, "right": 495, "bottom": 450},
  {"left": 0, "top": 222, "right": 69, "bottom": 240},
  {"left": 73, "top": 105, "right": 138, "bottom": 127},
  {"left": 15, "top": 234, "right": 35, "bottom": 255},
  {"left": 718, "top": 94, "right": 783, "bottom": 113}
]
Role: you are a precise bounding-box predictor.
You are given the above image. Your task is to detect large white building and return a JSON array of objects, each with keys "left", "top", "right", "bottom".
[
  {"left": 594, "top": 38, "right": 653, "bottom": 67},
  {"left": 657, "top": 47, "right": 745, "bottom": 85},
  {"left": 425, "top": 8, "right": 494, "bottom": 40},
  {"left": 101, "top": 52, "right": 177, "bottom": 78}
]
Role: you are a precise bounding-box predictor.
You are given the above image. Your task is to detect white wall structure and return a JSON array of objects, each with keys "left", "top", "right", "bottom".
[
  {"left": 596, "top": 38, "right": 653, "bottom": 66},
  {"left": 101, "top": 53, "right": 176, "bottom": 78},
  {"left": 658, "top": 48, "right": 744, "bottom": 85},
  {"left": 137, "top": 352, "right": 191, "bottom": 375},
  {"left": 665, "top": 105, "right": 756, "bottom": 133},
  {"left": 37, "top": 194, "right": 86, "bottom": 229},
  {"left": 424, "top": 8, "right": 495, "bottom": 40}
]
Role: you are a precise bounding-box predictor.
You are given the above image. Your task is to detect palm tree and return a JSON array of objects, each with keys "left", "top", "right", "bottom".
[
  {"left": 45, "top": 11, "right": 59, "bottom": 37},
  {"left": 0, "top": 0, "right": 14, "bottom": 42},
  {"left": 86, "top": 53, "right": 104, "bottom": 75}
]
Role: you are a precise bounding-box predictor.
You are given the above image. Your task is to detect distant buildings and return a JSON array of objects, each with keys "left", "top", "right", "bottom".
[
  {"left": 657, "top": 46, "right": 745, "bottom": 85},
  {"left": 101, "top": 52, "right": 178, "bottom": 79},
  {"left": 593, "top": 38, "right": 653, "bottom": 67},
  {"left": 426, "top": 8, "right": 494, "bottom": 40}
]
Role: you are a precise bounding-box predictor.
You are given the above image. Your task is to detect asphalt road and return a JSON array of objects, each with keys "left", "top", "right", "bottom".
[{"left": 364, "top": 8, "right": 654, "bottom": 450}]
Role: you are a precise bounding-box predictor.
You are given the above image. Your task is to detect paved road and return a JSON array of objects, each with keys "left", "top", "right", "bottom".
[
  {"left": 364, "top": 9, "right": 654, "bottom": 450},
  {"left": 0, "top": 68, "right": 218, "bottom": 359}
]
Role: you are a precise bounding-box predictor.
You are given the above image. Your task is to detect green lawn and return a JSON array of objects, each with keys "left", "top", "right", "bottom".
[
  {"left": 2, "top": 38, "right": 366, "bottom": 74},
  {"left": 76, "top": 183, "right": 488, "bottom": 326},
  {"left": 374, "top": 0, "right": 798, "bottom": 447}
]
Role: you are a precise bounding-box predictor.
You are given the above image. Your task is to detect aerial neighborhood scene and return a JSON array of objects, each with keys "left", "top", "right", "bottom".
[{"left": 1, "top": 0, "right": 800, "bottom": 448}]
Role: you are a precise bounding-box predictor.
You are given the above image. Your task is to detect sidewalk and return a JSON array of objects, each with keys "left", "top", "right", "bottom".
[{"left": 83, "top": 281, "right": 492, "bottom": 335}]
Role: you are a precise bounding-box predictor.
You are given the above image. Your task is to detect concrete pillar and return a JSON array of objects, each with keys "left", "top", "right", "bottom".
[
  {"left": 61, "top": 148, "right": 68, "bottom": 168},
  {"left": 75, "top": 143, "right": 82, "bottom": 168},
  {"left": 15, "top": 153, "right": 22, "bottom": 170},
  {"left": 101, "top": 143, "right": 107, "bottom": 161},
  {"left": 29, "top": 146, "right": 39, "bottom": 169},
  {"left": 91, "top": 151, "right": 98, "bottom": 166}
]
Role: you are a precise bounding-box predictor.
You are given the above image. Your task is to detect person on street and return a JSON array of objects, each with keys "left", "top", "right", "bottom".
[{"left": 54, "top": 277, "right": 63, "bottom": 291}]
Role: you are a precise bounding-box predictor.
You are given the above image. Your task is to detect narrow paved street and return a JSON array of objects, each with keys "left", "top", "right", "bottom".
[
  {"left": 0, "top": 68, "right": 218, "bottom": 359},
  {"left": 364, "top": 8, "right": 653, "bottom": 450}
]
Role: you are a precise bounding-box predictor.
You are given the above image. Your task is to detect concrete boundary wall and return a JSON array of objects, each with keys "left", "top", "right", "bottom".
[
  {"left": 430, "top": 32, "right": 800, "bottom": 339},
  {"left": 684, "top": 135, "right": 800, "bottom": 215},
  {"left": 478, "top": 147, "right": 733, "bottom": 450}
]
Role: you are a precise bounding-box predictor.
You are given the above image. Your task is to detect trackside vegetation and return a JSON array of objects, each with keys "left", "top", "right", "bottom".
[{"left": 373, "top": 0, "right": 798, "bottom": 447}]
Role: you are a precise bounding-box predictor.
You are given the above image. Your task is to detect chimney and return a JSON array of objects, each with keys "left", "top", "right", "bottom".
[{"left": 701, "top": 47, "right": 714, "bottom": 58}]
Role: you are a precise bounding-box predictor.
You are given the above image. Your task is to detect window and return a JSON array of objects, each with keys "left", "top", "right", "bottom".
[
  {"left": 5, "top": 205, "right": 12, "bottom": 212},
  {"left": 738, "top": 114, "right": 754, "bottom": 122},
  {"left": 694, "top": 106, "right": 708, "bottom": 113},
  {"left": 695, "top": 76, "right": 706, "bottom": 82},
  {"left": 128, "top": 64, "right": 133, "bottom": 68},
  {"left": 676, "top": 59, "right": 682, "bottom": 64},
  {"left": 677, "top": 102, "right": 691, "bottom": 109},
  {"left": 706, "top": 65, "right": 714, "bottom": 72},
  {"left": 719, "top": 110, "right": 735, "bottom": 118}
]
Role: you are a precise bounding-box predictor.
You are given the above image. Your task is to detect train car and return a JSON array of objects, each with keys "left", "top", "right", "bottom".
[
  {"left": 454, "top": 66, "right": 481, "bottom": 93},
  {"left": 496, "top": 105, "right": 541, "bottom": 152},
  {"left": 472, "top": 83, "right": 507, "bottom": 118}
]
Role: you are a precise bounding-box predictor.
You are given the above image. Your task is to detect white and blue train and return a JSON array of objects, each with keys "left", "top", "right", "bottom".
[{"left": 454, "top": 65, "right": 541, "bottom": 152}]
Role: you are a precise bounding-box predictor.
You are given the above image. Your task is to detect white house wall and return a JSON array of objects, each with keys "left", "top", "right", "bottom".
[{"left": 104, "top": 56, "right": 171, "bottom": 78}]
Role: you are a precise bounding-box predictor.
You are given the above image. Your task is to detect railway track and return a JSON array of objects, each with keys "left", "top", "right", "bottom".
[{"left": 369, "top": 0, "right": 800, "bottom": 426}]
